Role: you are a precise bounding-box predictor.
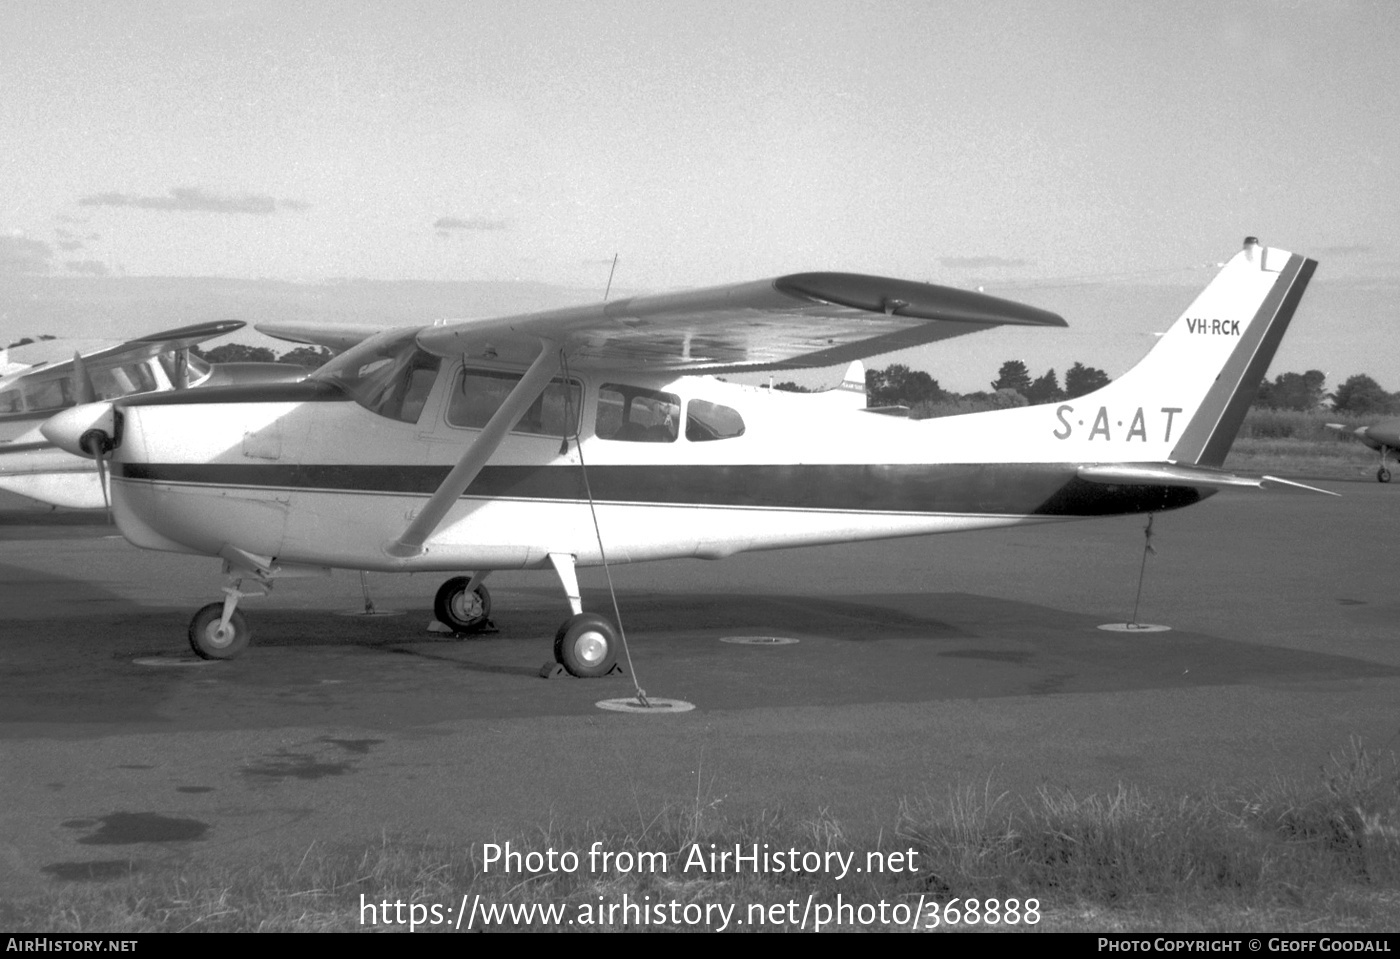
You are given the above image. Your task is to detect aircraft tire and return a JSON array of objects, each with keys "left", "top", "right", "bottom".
[
  {"left": 188, "top": 602, "right": 251, "bottom": 660},
  {"left": 1379, "top": 467, "right": 1392, "bottom": 483},
  {"left": 554, "top": 613, "right": 618, "bottom": 678},
  {"left": 434, "top": 577, "right": 492, "bottom": 632}
]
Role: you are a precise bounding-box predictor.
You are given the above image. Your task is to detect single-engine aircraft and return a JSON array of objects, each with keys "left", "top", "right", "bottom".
[
  {"left": 1326, "top": 419, "right": 1400, "bottom": 482},
  {"left": 1, "top": 321, "right": 304, "bottom": 510},
  {"left": 43, "top": 237, "right": 1324, "bottom": 677}
]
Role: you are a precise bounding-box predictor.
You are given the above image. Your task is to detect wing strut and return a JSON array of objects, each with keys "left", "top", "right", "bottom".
[{"left": 386, "top": 341, "right": 561, "bottom": 558}]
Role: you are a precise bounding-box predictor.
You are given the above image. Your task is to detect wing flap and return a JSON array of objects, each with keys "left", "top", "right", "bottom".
[{"left": 415, "top": 273, "right": 1065, "bottom": 371}]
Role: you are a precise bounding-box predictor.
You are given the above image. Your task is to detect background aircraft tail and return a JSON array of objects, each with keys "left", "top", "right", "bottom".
[{"left": 1068, "top": 238, "right": 1316, "bottom": 466}]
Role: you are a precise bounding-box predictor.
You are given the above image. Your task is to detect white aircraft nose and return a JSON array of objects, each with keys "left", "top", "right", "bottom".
[{"left": 41, "top": 401, "right": 116, "bottom": 458}]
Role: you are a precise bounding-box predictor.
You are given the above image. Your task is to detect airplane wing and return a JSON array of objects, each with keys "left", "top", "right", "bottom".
[
  {"left": 413, "top": 273, "right": 1067, "bottom": 372},
  {"left": 0, "top": 320, "right": 246, "bottom": 390},
  {"left": 256, "top": 321, "right": 381, "bottom": 353}
]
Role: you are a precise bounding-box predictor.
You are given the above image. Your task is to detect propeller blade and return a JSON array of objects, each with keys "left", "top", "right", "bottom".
[
  {"left": 93, "top": 447, "right": 111, "bottom": 520},
  {"left": 70, "top": 351, "right": 97, "bottom": 405}
]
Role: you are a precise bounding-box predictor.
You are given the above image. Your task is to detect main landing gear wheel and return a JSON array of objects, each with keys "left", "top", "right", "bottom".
[
  {"left": 434, "top": 577, "right": 492, "bottom": 632},
  {"left": 554, "top": 613, "right": 619, "bottom": 679},
  {"left": 1379, "top": 467, "right": 1391, "bottom": 483},
  {"left": 188, "top": 602, "right": 251, "bottom": 660}
]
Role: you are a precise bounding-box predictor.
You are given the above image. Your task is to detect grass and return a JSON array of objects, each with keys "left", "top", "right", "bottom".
[{"left": 6, "top": 739, "right": 1400, "bottom": 932}]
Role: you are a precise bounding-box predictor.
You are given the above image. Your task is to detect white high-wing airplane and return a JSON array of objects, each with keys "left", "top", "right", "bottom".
[
  {"left": 43, "top": 238, "right": 1322, "bottom": 677},
  {"left": 0, "top": 321, "right": 305, "bottom": 510},
  {"left": 1325, "top": 419, "right": 1400, "bottom": 483}
]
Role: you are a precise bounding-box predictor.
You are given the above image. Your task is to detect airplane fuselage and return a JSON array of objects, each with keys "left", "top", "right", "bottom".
[{"left": 107, "top": 361, "right": 1206, "bottom": 573}]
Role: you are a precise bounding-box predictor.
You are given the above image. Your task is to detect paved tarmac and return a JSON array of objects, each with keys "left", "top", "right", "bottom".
[{"left": 2, "top": 484, "right": 1399, "bottom": 898}]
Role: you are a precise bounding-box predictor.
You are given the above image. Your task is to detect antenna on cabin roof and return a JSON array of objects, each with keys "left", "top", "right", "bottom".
[{"left": 604, "top": 253, "right": 619, "bottom": 302}]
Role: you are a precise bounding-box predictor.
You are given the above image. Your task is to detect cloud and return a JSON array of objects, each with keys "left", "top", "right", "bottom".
[
  {"left": 434, "top": 216, "right": 508, "bottom": 231},
  {"left": 65, "top": 260, "right": 110, "bottom": 276},
  {"left": 58, "top": 239, "right": 85, "bottom": 252},
  {"left": 939, "top": 255, "right": 1033, "bottom": 269},
  {"left": 77, "top": 187, "right": 307, "bottom": 215},
  {"left": 0, "top": 235, "right": 53, "bottom": 275}
]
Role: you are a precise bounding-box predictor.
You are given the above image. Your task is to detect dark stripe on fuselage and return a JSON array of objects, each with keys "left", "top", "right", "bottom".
[
  {"left": 117, "top": 379, "right": 350, "bottom": 408},
  {"left": 117, "top": 462, "right": 1207, "bottom": 517}
]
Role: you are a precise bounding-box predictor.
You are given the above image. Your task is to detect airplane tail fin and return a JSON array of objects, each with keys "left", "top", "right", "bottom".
[
  {"left": 835, "top": 360, "right": 866, "bottom": 406},
  {"left": 1068, "top": 238, "right": 1316, "bottom": 466}
]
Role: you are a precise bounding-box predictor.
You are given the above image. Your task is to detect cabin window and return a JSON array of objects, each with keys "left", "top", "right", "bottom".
[
  {"left": 685, "top": 399, "right": 745, "bottom": 441},
  {"left": 0, "top": 390, "right": 20, "bottom": 414},
  {"left": 90, "top": 362, "right": 157, "bottom": 400},
  {"left": 21, "top": 376, "right": 72, "bottom": 413},
  {"left": 446, "top": 369, "right": 582, "bottom": 437},
  {"left": 311, "top": 330, "right": 442, "bottom": 423},
  {"left": 596, "top": 384, "right": 680, "bottom": 442}
]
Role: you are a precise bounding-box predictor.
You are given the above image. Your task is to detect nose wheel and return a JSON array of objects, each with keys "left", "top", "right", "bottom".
[
  {"left": 188, "top": 602, "right": 251, "bottom": 660},
  {"left": 433, "top": 576, "right": 493, "bottom": 632},
  {"left": 1379, "top": 467, "right": 1391, "bottom": 483}
]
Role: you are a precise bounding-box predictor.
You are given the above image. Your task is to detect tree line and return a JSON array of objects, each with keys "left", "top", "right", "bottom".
[
  {"left": 778, "top": 361, "right": 1400, "bottom": 418},
  {"left": 191, "top": 343, "right": 334, "bottom": 369},
  {"left": 776, "top": 359, "right": 1112, "bottom": 414}
]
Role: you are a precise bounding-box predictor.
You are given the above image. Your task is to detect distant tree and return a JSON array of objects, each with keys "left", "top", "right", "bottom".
[
  {"left": 1064, "top": 361, "right": 1111, "bottom": 399},
  {"left": 990, "top": 360, "right": 1032, "bottom": 394},
  {"left": 1023, "top": 368, "right": 1063, "bottom": 405},
  {"left": 866, "top": 363, "right": 945, "bottom": 407},
  {"left": 201, "top": 343, "right": 278, "bottom": 364},
  {"left": 1332, "top": 374, "right": 1398, "bottom": 416},
  {"left": 772, "top": 381, "right": 812, "bottom": 393},
  {"left": 1255, "top": 369, "right": 1326, "bottom": 411},
  {"left": 277, "top": 346, "right": 335, "bottom": 370}
]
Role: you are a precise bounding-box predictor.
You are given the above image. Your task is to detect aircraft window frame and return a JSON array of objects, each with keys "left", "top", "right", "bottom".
[
  {"left": 595, "top": 384, "right": 681, "bottom": 443},
  {"left": 309, "top": 331, "right": 443, "bottom": 424},
  {"left": 90, "top": 361, "right": 158, "bottom": 401},
  {"left": 19, "top": 374, "right": 74, "bottom": 413},
  {"left": 445, "top": 368, "right": 583, "bottom": 438},
  {"left": 685, "top": 399, "right": 746, "bottom": 442},
  {"left": 158, "top": 351, "right": 213, "bottom": 387}
]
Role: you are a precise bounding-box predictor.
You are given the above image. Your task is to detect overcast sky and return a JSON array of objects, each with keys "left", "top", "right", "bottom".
[{"left": 3, "top": 1, "right": 1398, "bottom": 390}]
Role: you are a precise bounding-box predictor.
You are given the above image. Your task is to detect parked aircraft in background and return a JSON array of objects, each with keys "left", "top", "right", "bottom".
[
  {"left": 1327, "top": 419, "right": 1400, "bottom": 482},
  {"left": 1, "top": 321, "right": 303, "bottom": 509},
  {"left": 43, "top": 238, "right": 1323, "bottom": 677}
]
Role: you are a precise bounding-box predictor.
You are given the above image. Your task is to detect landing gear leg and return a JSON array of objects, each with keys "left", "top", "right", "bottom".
[
  {"left": 547, "top": 553, "right": 618, "bottom": 678},
  {"left": 1379, "top": 447, "right": 1391, "bottom": 483}
]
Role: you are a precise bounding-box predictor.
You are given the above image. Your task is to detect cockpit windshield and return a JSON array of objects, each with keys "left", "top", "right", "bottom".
[{"left": 311, "top": 330, "right": 441, "bottom": 423}]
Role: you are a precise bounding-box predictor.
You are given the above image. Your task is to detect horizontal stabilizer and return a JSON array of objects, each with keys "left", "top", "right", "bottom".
[{"left": 1077, "top": 463, "right": 1338, "bottom": 496}]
